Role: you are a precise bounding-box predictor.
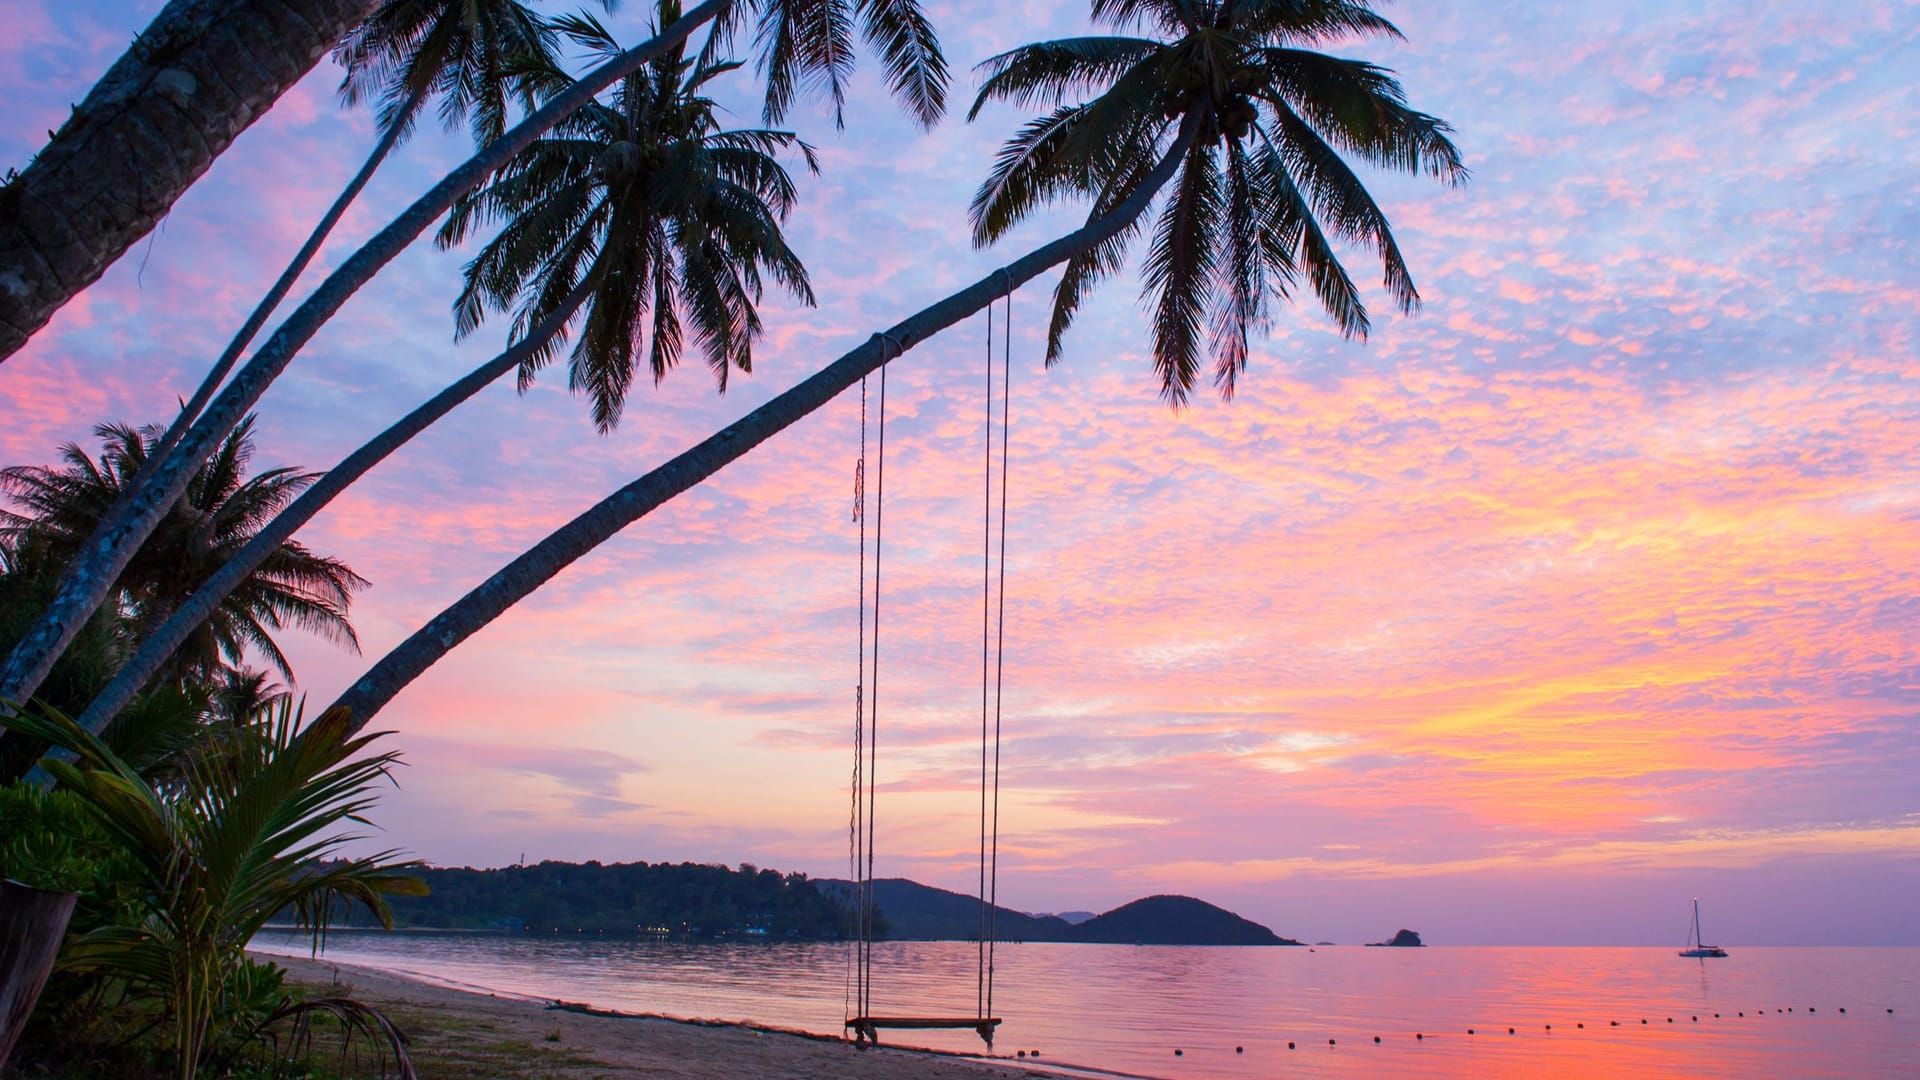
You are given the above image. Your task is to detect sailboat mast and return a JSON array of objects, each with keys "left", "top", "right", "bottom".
[{"left": 1693, "top": 897, "right": 1703, "bottom": 947}]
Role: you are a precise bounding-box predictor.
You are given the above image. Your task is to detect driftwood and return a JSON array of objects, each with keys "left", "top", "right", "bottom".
[{"left": 0, "top": 878, "right": 76, "bottom": 1069}]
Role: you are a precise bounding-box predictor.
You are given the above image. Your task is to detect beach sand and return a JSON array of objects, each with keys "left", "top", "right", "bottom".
[{"left": 267, "top": 953, "right": 1051, "bottom": 1079}]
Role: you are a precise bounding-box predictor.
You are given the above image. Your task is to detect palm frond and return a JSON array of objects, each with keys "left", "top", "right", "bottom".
[
  {"left": 1211, "top": 136, "right": 1265, "bottom": 398},
  {"left": 855, "top": 0, "right": 949, "bottom": 127},
  {"left": 756, "top": 0, "right": 857, "bottom": 126},
  {"left": 1265, "top": 99, "right": 1417, "bottom": 312},
  {"left": 1236, "top": 0, "right": 1405, "bottom": 45},
  {"left": 1140, "top": 138, "right": 1223, "bottom": 403},
  {"left": 970, "top": 37, "right": 1161, "bottom": 122},
  {"left": 1261, "top": 48, "right": 1465, "bottom": 183},
  {"left": 1252, "top": 128, "right": 1369, "bottom": 336}
]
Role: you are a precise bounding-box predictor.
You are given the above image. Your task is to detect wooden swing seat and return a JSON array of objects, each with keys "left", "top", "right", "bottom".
[{"left": 847, "top": 1016, "right": 1001, "bottom": 1046}]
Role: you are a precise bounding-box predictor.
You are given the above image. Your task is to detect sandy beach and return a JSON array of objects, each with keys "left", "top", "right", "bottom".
[{"left": 267, "top": 953, "right": 1055, "bottom": 1079}]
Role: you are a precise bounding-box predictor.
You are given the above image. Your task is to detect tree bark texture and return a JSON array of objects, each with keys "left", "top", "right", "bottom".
[
  {"left": 0, "top": 879, "right": 77, "bottom": 1070},
  {"left": 0, "top": 0, "right": 733, "bottom": 727},
  {"left": 0, "top": 0, "right": 383, "bottom": 360},
  {"left": 329, "top": 122, "right": 1200, "bottom": 730}
]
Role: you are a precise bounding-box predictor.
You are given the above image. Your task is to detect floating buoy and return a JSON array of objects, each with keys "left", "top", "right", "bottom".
[
  {"left": 1641, "top": 1019, "right": 1648, "bottom": 1025},
  {"left": 1374, "top": 1036, "right": 1381, "bottom": 1044},
  {"left": 1329, "top": 1038, "right": 1337, "bottom": 1046},
  {"left": 1667, "top": 1018, "right": 1674, "bottom": 1023},
  {"left": 1288, "top": 1042, "right": 1296, "bottom": 1050},
  {"left": 1508, "top": 1028, "right": 1516, "bottom": 1035},
  {"left": 1174, "top": 1049, "right": 1183, "bottom": 1057},
  {"left": 1468, "top": 1029, "right": 1476, "bottom": 1035},
  {"left": 1545, "top": 1025, "right": 1552, "bottom": 1031},
  {"left": 1738, "top": 1012, "right": 1744, "bottom": 1017},
  {"left": 1611, "top": 1021, "right": 1619, "bottom": 1027},
  {"left": 1031, "top": 1051, "right": 1041, "bottom": 1058},
  {"left": 1235, "top": 1046, "right": 1243, "bottom": 1054},
  {"left": 1839, "top": 1008, "right": 1847, "bottom": 1014},
  {"left": 1691, "top": 1016, "right": 1698, "bottom": 1022},
  {"left": 1714, "top": 1013, "right": 1720, "bottom": 1018},
  {"left": 1017, "top": 1051, "right": 1027, "bottom": 1058},
  {"left": 1809, "top": 1008, "right": 1816, "bottom": 1013},
  {"left": 1417, "top": 1033, "right": 1425, "bottom": 1040},
  {"left": 1577, "top": 1023, "right": 1585, "bottom": 1029}
]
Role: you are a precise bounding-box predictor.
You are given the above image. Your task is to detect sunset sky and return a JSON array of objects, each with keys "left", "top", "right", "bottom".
[{"left": 4, "top": 0, "right": 1916, "bottom": 946}]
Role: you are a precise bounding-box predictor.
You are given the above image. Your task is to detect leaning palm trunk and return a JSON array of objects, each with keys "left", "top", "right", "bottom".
[
  {"left": 0, "top": 0, "right": 384, "bottom": 360},
  {"left": 144, "top": 83, "right": 432, "bottom": 481},
  {"left": 329, "top": 121, "right": 1199, "bottom": 728},
  {"left": 0, "top": 0, "right": 733, "bottom": 726},
  {"left": 74, "top": 282, "right": 595, "bottom": 734}
]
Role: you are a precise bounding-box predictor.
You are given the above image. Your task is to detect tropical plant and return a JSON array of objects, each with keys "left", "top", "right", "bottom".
[
  {"left": 326, "top": 0, "right": 1465, "bottom": 728},
  {"left": 1, "top": 0, "right": 946, "bottom": 730},
  {"left": 3, "top": 700, "right": 426, "bottom": 1080},
  {"left": 72, "top": 5, "right": 819, "bottom": 737},
  {"left": 0, "top": 416, "right": 366, "bottom": 689}
]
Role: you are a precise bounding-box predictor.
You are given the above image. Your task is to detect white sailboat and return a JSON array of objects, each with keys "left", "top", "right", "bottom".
[{"left": 1678, "top": 897, "right": 1729, "bottom": 958}]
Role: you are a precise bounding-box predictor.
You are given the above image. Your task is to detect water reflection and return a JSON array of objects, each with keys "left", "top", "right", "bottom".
[{"left": 250, "top": 936, "right": 1920, "bottom": 1079}]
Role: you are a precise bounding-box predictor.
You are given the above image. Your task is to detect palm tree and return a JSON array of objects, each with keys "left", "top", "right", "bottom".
[
  {"left": 0, "top": 417, "right": 365, "bottom": 689},
  {"left": 70, "top": 6, "right": 818, "bottom": 737},
  {"left": 441, "top": 9, "right": 819, "bottom": 429},
  {"left": 328, "top": 0, "right": 1466, "bottom": 728},
  {"left": 4, "top": 699, "right": 425, "bottom": 1080},
  {"left": 131, "top": 0, "right": 561, "bottom": 565},
  {"left": 1, "top": 0, "right": 945, "bottom": 727},
  {"left": 0, "top": 0, "right": 947, "bottom": 363}
]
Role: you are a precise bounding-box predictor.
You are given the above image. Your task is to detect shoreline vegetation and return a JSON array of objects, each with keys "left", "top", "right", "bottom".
[
  {"left": 346, "top": 859, "right": 1303, "bottom": 946},
  {"left": 266, "top": 953, "right": 1044, "bottom": 1079}
]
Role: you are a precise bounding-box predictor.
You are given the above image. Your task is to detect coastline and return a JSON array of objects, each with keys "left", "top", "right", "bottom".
[{"left": 262, "top": 952, "right": 1051, "bottom": 1079}]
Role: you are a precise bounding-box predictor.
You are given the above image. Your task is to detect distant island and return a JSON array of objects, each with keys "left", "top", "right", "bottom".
[
  {"left": 1367, "top": 929, "right": 1425, "bottom": 947},
  {"left": 1042, "top": 910, "right": 1097, "bottom": 925},
  {"left": 341, "top": 861, "right": 1303, "bottom": 945},
  {"left": 818, "top": 879, "right": 1302, "bottom": 945}
]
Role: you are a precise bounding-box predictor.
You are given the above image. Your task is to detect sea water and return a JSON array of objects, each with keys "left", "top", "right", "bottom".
[{"left": 252, "top": 933, "right": 1920, "bottom": 1079}]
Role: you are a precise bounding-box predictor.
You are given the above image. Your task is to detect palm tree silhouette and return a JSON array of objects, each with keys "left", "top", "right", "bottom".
[
  {"left": 0, "top": 417, "right": 365, "bottom": 687},
  {"left": 331, "top": 0, "right": 1465, "bottom": 727},
  {"left": 2, "top": 0, "right": 945, "bottom": 719},
  {"left": 74, "top": 7, "right": 817, "bottom": 734}
]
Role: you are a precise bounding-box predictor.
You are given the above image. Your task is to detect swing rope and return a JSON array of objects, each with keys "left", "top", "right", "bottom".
[
  {"left": 849, "top": 335, "right": 896, "bottom": 1038},
  {"left": 849, "top": 301, "right": 1012, "bottom": 1045},
  {"left": 978, "top": 284, "right": 1012, "bottom": 1021}
]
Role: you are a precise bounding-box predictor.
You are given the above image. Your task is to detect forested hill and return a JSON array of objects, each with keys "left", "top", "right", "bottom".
[
  {"left": 822, "top": 879, "right": 1302, "bottom": 946},
  {"left": 818, "top": 878, "right": 1076, "bottom": 941},
  {"left": 357, "top": 860, "right": 849, "bottom": 938},
  {"left": 339, "top": 862, "right": 1299, "bottom": 945},
  {"left": 1070, "top": 895, "right": 1301, "bottom": 945}
]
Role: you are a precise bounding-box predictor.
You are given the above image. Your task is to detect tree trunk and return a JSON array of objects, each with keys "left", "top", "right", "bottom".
[
  {"left": 145, "top": 81, "right": 428, "bottom": 481},
  {"left": 74, "top": 282, "right": 595, "bottom": 735},
  {"left": 0, "top": 0, "right": 383, "bottom": 360},
  {"left": 329, "top": 123, "right": 1199, "bottom": 730},
  {"left": 0, "top": 879, "right": 77, "bottom": 1070},
  {"left": 0, "top": 0, "right": 733, "bottom": 730}
]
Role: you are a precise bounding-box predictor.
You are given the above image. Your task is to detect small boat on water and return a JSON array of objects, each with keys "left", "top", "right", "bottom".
[{"left": 1679, "top": 897, "right": 1729, "bottom": 958}]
